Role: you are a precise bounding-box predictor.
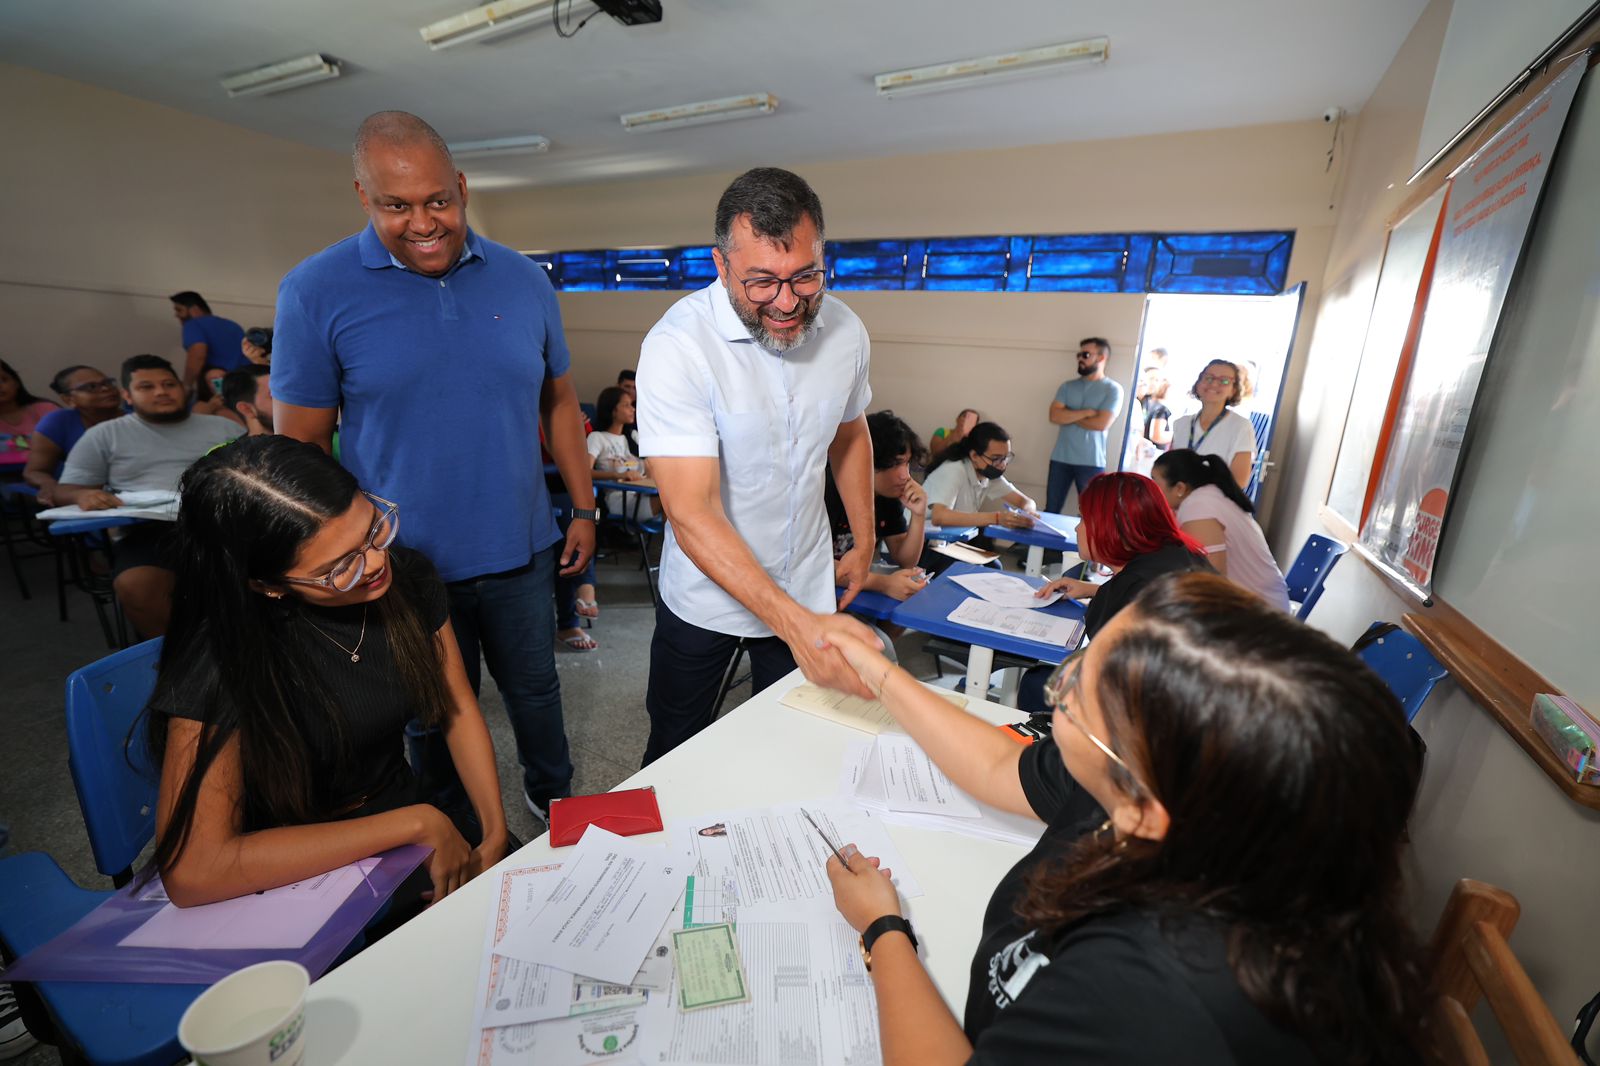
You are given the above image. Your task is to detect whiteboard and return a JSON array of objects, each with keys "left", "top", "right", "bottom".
[
  {"left": 1326, "top": 188, "right": 1445, "bottom": 528},
  {"left": 1434, "top": 72, "right": 1600, "bottom": 708}
]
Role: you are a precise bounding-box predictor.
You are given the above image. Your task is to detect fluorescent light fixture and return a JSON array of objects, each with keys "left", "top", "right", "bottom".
[
  {"left": 220, "top": 54, "right": 342, "bottom": 98},
  {"left": 420, "top": 0, "right": 558, "bottom": 50},
  {"left": 875, "top": 37, "right": 1109, "bottom": 98},
  {"left": 620, "top": 93, "right": 778, "bottom": 133},
  {"left": 450, "top": 134, "right": 552, "bottom": 158}
]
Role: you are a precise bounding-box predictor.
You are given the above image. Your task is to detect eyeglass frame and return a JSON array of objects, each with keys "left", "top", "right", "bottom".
[
  {"left": 977, "top": 449, "right": 1015, "bottom": 467},
  {"left": 731, "top": 268, "right": 827, "bottom": 307},
  {"left": 1042, "top": 653, "right": 1153, "bottom": 798},
  {"left": 280, "top": 492, "right": 400, "bottom": 592},
  {"left": 64, "top": 377, "right": 119, "bottom": 394},
  {"left": 1199, "top": 372, "right": 1236, "bottom": 386}
]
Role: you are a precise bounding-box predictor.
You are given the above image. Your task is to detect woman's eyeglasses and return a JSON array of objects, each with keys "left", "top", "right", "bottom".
[
  {"left": 1199, "top": 373, "right": 1235, "bottom": 386},
  {"left": 1042, "top": 654, "right": 1152, "bottom": 798},
  {"left": 282, "top": 493, "right": 400, "bottom": 592}
]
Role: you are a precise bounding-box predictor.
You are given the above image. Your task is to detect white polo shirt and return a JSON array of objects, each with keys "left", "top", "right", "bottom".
[{"left": 636, "top": 281, "right": 872, "bottom": 637}]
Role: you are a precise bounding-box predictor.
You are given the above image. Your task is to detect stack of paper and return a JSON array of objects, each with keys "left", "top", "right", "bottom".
[
  {"left": 38, "top": 490, "right": 180, "bottom": 523},
  {"left": 949, "top": 571, "right": 1061, "bottom": 609},
  {"left": 464, "top": 828, "right": 688, "bottom": 1065},
  {"left": 947, "top": 597, "right": 1085, "bottom": 648},
  {"left": 840, "top": 738, "right": 1044, "bottom": 848}
]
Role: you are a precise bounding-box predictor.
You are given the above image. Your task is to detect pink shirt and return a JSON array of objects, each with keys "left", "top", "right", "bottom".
[
  {"left": 0, "top": 400, "right": 60, "bottom": 460},
  {"left": 1176, "top": 485, "right": 1291, "bottom": 612}
]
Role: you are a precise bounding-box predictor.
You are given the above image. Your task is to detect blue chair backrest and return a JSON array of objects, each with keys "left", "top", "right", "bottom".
[
  {"left": 579, "top": 401, "right": 599, "bottom": 426},
  {"left": 1355, "top": 623, "right": 1449, "bottom": 723},
  {"left": 1245, "top": 410, "right": 1271, "bottom": 501},
  {"left": 64, "top": 637, "right": 164, "bottom": 883},
  {"left": 1284, "top": 534, "right": 1348, "bottom": 620}
]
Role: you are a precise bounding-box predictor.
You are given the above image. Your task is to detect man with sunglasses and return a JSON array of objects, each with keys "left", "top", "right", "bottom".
[
  {"left": 1046, "top": 337, "right": 1123, "bottom": 514},
  {"left": 636, "top": 167, "right": 882, "bottom": 763}
]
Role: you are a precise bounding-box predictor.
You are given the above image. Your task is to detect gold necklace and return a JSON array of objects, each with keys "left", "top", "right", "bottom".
[{"left": 303, "top": 604, "right": 369, "bottom": 663}]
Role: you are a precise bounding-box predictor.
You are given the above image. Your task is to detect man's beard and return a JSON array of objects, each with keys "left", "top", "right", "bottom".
[
  {"left": 729, "top": 287, "right": 821, "bottom": 352},
  {"left": 140, "top": 407, "right": 190, "bottom": 424},
  {"left": 1077, "top": 363, "right": 1098, "bottom": 377}
]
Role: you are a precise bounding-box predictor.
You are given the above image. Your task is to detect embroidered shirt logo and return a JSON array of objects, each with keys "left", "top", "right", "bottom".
[{"left": 987, "top": 930, "right": 1051, "bottom": 1010}]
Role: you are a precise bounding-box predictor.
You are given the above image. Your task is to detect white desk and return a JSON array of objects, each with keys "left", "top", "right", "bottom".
[{"left": 303, "top": 672, "right": 1030, "bottom": 1064}]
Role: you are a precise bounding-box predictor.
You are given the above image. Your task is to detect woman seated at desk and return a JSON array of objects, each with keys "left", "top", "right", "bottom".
[
  {"left": 144, "top": 436, "right": 508, "bottom": 908},
  {"left": 587, "top": 385, "right": 656, "bottom": 519},
  {"left": 822, "top": 573, "right": 1427, "bottom": 1064},
  {"left": 1152, "top": 448, "right": 1290, "bottom": 612},
  {"left": 921, "top": 420, "right": 1037, "bottom": 532}
]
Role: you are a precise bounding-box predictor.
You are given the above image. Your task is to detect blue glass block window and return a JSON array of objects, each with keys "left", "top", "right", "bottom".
[{"left": 530, "top": 230, "right": 1292, "bottom": 296}]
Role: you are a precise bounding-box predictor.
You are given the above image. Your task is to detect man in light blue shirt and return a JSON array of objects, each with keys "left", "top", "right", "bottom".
[{"left": 1046, "top": 337, "right": 1123, "bottom": 514}]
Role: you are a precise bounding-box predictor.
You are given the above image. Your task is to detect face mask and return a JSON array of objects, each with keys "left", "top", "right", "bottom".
[{"left": 977, "top": 460, "right": 1008, "bottom": 480}]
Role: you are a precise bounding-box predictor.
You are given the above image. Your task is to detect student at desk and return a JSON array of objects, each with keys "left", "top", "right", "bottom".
[
  {"left": 921, "top": 421, "right": 1038, "bottom": 531},
  {"left": 587, "top": 385, "right": 656, "bottom": 518},
  {"left": 143, "top": 436, "right": 508, "bottom": 909},
  {"left": 825, "top": 410, "right": 929, "bottom": 601},
  {"left": 821, "top": 573, "right": 1427, "bottom": 1064},
  {"left": 1152, "top": 449, "right": 1289, "bottom": 612}
]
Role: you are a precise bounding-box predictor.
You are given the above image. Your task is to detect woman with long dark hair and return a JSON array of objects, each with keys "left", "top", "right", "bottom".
[
  {"left": 145, "top": 436, "right": 507, "bottom": 907},
  {"left": 1152, "top": 448, "right": 1290, "bottom": 611},
  {"left": 921, "top": 421, "right": 1037, "bottom": 531},
  {"left": 821, "top": 573, "right": 1427, "bottom": 1063},
  {"left": 23, "top": 365, "right": 124, "bottom": 506},
  {"left": 0, "top": 358, "right": 59, "bottom": 465}
]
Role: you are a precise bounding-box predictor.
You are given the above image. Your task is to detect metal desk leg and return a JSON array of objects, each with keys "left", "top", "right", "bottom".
[
  {"left": 965, "top": 645, "right": 995, "bottom": 701},
  {"left": 1023, "top": 545, "right": 1044, "bottom": 576}
]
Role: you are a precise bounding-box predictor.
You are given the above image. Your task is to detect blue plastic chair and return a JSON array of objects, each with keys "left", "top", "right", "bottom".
[
  {"left": 0, "top": 638, "right": 202, "bottom": 1066},
  {"left": 1355, "top": 622, "right": 1450, "bottom": 723},
  {"left": 1284, "top": 534, "right": 1348, "bottom": 621},
  {"left": 1245, "top": 410, "right": 1271, "bottom": 502}
]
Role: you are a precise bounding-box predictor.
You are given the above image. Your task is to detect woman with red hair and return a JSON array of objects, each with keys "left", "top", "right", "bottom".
[{"left": 1040, "top": 472, "right": 1211, "bottom": 640}]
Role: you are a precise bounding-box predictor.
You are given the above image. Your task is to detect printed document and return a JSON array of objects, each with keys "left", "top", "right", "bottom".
[
  {"left": 949, "top": 571, "right": 1061, "bottom": 609},
  {"left": 469, "top": 1003, "right": 651, "bottom": 1066},
  {"left": 874, "top": 733, "right": 981, "bottom": 817},
  {"left": 947, "top": 597, "right": 1083, "bottom": 647},
  {"left": 841, "top": 740, "right": 1044, "bottom": 848},
  {"left": 118, "top": 861, "right": 373, "bottom": 949},
  {"left": 497, "top": 828, "right": 688, "bottom": 985},
  {"left": 779, "top": 683, "right": 964, "bottom": 734}
]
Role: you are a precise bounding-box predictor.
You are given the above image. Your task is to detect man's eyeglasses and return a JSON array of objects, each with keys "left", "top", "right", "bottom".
[
  {"left": 736, "top": 269, "right": 826, "bottom": 306},
  {"left": 1200, "top": 373, "right": 1235, "bottom": 386},
  {"left": 979, "top": 452, "right": 1014, "bottom": 467},
  {"left": 1042, "top": 654, "right": 1151, "bottom": 798},
  {"left": 65, "top": 378, "right": 118, "bottom": 394},
  {"left": 282, "top": 492, "right": 400, "bottom": 592}
]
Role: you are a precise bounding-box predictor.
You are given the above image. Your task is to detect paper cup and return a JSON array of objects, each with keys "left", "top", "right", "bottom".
[{"left": 179, "top": 960, "right": 309, "bottom": 1066}]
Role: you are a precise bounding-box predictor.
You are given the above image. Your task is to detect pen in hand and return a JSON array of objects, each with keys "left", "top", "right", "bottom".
[{"left": 801, "top": 808, "right": 852, "bottom": 866}]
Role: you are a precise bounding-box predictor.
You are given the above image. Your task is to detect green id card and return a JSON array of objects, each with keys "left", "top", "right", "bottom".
[{"left": 670, "top": 922, "right": 750, "bottom": 1011}]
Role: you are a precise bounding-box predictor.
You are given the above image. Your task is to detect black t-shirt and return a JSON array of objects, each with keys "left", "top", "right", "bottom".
[
  {"left": 150, "top": 547, "right": 451, "bottom": 827},
  {"left": 962, "top": 739, "right": 1320, "bottom": 1064},
  {"left": 1082, "top": 542, "right": 1212, "bottom": 639},
  {"left": 1142, "top": 397, "right": 1172, "bottom": 440},
  {"left": 823, "top": 471, "right": 909, "bottom": 559}
]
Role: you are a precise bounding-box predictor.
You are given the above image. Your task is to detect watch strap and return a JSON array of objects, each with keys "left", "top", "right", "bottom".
[
  {"left": 570, "top": 507, "right": 599, "bottom": 522},
  {"left": 861, "top": 914, "right": 917, "bottom": 956}
]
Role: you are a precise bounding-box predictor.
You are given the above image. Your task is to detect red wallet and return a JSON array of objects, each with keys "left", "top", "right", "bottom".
[{"left": 547, "top": 786, "right": 664, "bottom": 848}]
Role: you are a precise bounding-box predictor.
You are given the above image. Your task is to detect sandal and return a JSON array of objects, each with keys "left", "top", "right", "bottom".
[
  {"left": 559, "top": 630, "right": 598, "bottom": 652},
  {"left": 575, "top": 597, "right": 600, "bottom": 619}
]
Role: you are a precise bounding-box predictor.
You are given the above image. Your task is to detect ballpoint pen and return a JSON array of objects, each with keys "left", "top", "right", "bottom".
[{"left": 800, "top": 808, "right": 848, "bottom": 866}]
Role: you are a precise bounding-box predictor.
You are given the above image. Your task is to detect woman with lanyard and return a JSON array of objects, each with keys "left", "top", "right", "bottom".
[
  {"left": 817, "top": 572, "right": 1428, "bottom": 1063},
  {"left": 1167, "top": 359, "right": 1256, "bottom": 488},
  {"left": 142, "top": 435, "right": 509, "bottom": 910}
]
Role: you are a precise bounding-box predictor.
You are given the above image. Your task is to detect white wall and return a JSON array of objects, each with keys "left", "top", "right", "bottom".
[
  {"left": 0, "top": 62, "right": 361, "bottom": 391},
  {"left": 1278, "top": 0, "right": 1600, "bottom": 1049}
]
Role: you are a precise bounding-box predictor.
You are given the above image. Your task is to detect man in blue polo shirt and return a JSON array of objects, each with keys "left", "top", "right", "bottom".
[
  {"left": 171, "top": 290, "right": 248, "bottom": 393},
  {"left": 273, "top": 111, "right": 596, "bottom": 826}
]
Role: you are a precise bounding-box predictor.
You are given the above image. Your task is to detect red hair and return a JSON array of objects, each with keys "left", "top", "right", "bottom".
[{"left": 1078, "top": 472, "right": 1206, "bottom": 569}]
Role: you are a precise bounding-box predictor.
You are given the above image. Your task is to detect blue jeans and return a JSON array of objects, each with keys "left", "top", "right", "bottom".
[
  {"left": 441, "top": 547, "right": 573, "bottom": 808},
  {"left": 1046, "top": 461, "right": 1104, "bottom": 514}
]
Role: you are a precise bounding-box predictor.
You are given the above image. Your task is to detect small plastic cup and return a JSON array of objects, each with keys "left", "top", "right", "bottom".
[{"left": 178, "top": 960, "right": 309, "bottom": 1066}]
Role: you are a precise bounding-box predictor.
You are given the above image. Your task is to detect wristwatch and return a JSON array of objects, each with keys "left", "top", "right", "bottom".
[
  {"left": 570, "top": 506, "right": 598, "bottom": 522},
  {"left": 859, "top": 915, "right": 918, "bottom": 972}
]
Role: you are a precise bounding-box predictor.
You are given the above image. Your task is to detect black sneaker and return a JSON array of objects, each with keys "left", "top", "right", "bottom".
[{"left": 0, "top": 984, "right": 38, "bottom": 1061}]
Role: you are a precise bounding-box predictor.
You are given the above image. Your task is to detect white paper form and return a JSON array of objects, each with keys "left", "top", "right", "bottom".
[
  {"left": 946, "top": 597, "right": 1084, "bottom": 647},
  {"left": 118, "top": 860, "right": 374, "bottom": 949},
  {"left": 672, "top": 802, "right": 921, "bottom": 926},
  {"left": 1032, "top": 511, "right": 1080, "bottom": 540},
  {"left": 948, "top": 571, "right": 1061, "bottom": 609},
  {"left": 778, "top": 683, "right": 965, "bottom": 734},
  {"left": 639, "top": 919, "right": 881, "bottom": 1066},
  {"left": 39, "top": 490, "right": 180, "bottom": 523},
  {"left": 874, "top": 733, "right": 981, "bottom": 817},
  {"left": 841, "top": 741, "right": 1044, "bottom": 848},
  {"left": 497, "top": 828, "right": 688, "bottom": 985},
  {"left": 469, "top": 1004, "right": 651, "bottom": 1066},
  {"left": 472, "top": 863, "right": 649, "bottom": 1031}
]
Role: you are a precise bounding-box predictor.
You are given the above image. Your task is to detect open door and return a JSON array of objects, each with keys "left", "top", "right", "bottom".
[{"left": 1118, "top": 285, "right": 1306, "bottom": 503}]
